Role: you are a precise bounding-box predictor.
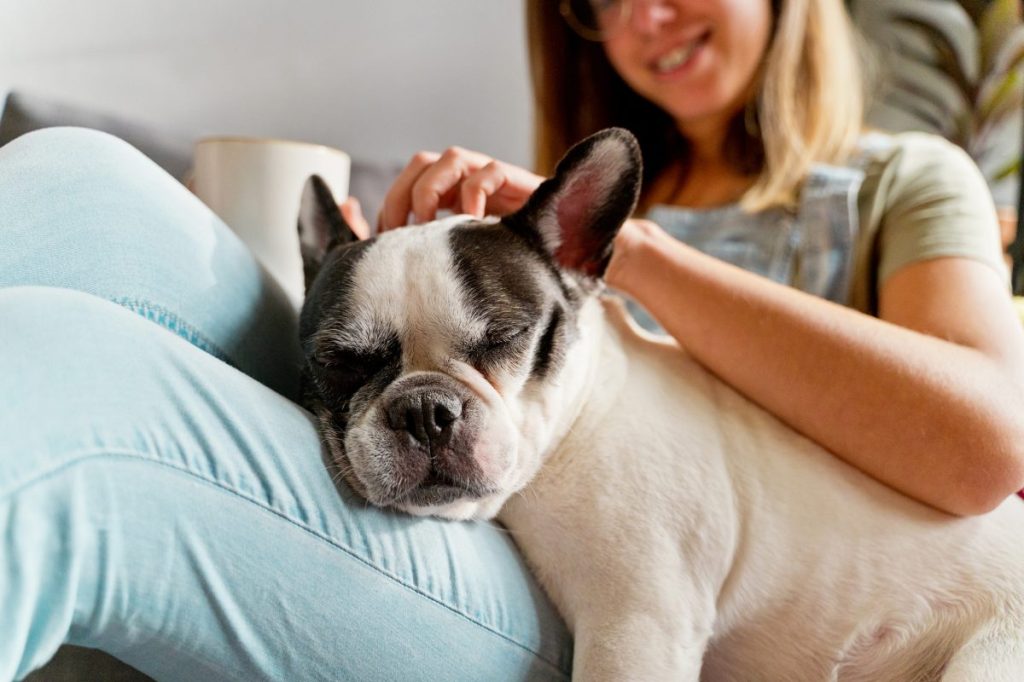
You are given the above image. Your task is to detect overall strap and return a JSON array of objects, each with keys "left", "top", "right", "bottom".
[{"left": 789, "top": 162, "right": 866, "bottom": 304}]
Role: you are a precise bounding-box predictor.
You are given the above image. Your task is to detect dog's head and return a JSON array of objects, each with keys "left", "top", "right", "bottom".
[{"left": 298, "top": 128, "right": 641, "bottom": 520}]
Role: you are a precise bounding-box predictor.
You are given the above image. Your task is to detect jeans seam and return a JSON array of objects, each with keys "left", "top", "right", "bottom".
[
  {"left": 1, "top": 449, "right": 569, "bottom": 677},
  {"left": 111, "top": 297, "right": 233, "bottom": 365}
]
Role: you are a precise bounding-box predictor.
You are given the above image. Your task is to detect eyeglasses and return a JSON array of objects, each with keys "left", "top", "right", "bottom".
[{"left": 559, "top": 0, "right": 632, "bottom": 42}]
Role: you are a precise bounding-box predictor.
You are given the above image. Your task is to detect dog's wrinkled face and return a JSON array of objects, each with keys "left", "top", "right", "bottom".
[{"left": 298, "top": 128, "right": 641, "bottom": 520}]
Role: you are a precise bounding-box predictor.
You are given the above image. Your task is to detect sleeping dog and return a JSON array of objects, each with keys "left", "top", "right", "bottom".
[{"left": 297, "top": 128, "right": 1024, "bottom": 680}]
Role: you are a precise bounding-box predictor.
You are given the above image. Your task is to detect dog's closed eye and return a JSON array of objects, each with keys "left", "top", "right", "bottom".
[
  {"left": 311, "top": 347, "right": 389, "bottom": 396},
  {"left": 462, "top": 324, "right": 534, "bottom": 371},
  {"left": 485, "top": 325, "right": 531, "bottom": 349}
]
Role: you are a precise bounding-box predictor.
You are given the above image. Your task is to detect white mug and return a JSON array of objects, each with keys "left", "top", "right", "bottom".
[{"left": 191, "top": 136, "right": 351, "bottom": 308}]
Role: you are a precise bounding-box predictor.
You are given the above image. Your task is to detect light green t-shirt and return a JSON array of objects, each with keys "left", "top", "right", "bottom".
[
  {"left": 635, "top": 131, "right": 1007, "bottom": 333},
  {"left": 850, "top": 132, "right": 1007, "bottom": 314}
]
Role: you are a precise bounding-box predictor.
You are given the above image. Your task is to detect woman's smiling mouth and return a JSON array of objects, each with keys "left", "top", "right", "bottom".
[{"left": 652, "top": 30, "right": 712, "bottom": 76}]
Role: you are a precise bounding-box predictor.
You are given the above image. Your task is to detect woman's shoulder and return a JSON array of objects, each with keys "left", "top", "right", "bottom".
[
  {"left": 856, "top": 130, "right": 980, "bottom": 183},
  {"left": 855, "top": 129, "right": 992, "bottom": 219},
  {"left": 852, "top": 129, "right": 1004, "bottom": 297}
]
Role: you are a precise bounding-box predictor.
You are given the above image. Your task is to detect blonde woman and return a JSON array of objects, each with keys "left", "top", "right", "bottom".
[{"left": 359, "top": 0, "right": 1024, "bottom": 516}]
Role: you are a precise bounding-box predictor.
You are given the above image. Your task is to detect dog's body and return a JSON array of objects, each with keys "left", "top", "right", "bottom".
[
  {"left": 502, "top": 295, "right": 1024, "bottom": 680},
  {"left": 297, "top": 129, "right": 1024, "bottom": 680}
]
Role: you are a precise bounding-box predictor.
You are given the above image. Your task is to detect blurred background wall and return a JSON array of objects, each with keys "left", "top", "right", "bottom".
[{"left": 0, "top": 0, "right": 535, "bottom": 168}]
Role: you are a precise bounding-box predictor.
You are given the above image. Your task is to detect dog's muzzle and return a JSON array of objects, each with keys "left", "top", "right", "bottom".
[
  {"left": 357, "top": 373, "right": 499, "bottom": 508},
  {"left": 385, "top": 385, "right": 463, "bottom": 450}
]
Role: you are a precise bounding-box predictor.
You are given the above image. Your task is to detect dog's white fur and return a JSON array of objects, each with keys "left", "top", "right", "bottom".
[
  {"left": 301, "top": 134, "right": 1024, "bottom": 677},
  {"left": 329, "top": 220, "right": 1024, "bottom": 678},
  {"left": 335, "top": 218, "right": 591, "bottom": 520},
  {"left": 323, "top": 218, "right": 489, "bottom": 355},
  {"left": 495, "top": 294, "right": 1024, "bottom": 680}
]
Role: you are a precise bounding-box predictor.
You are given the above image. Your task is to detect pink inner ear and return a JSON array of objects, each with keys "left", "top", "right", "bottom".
[{"left": 554, "top": 172, "right": 606, "bottom": 277}]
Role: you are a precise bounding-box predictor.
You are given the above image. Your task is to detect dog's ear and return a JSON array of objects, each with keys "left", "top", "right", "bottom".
[
  {"left": 505, "top": 128, "right": 641, "bottom": 279},
  {"left": 298, "top": 174, "right": 360, "bottom": 291}
]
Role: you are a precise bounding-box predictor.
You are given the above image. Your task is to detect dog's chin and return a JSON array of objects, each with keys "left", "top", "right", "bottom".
[
  {"left": 398, "top": 478, "right": 488, "bottom": 507},
  {"left": 318, "top": 421, "right": 512, "bottom": 520},
  {"left": 396, "top": 491, "right": 508, "bottom": 521}
]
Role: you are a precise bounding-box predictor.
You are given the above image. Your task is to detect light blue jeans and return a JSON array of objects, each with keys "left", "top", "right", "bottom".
[{"left": 0, "top": 128, "right": 572, "bottom": 681}]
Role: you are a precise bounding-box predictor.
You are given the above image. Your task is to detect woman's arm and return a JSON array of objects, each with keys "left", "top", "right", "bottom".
[{"left": 609, "top": 219, "right": 1024, "bottom": 516}]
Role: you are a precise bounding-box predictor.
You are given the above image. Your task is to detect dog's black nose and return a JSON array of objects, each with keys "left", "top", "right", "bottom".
[{"left": 386, "top": 388, "right": 463, "bottom": 447}]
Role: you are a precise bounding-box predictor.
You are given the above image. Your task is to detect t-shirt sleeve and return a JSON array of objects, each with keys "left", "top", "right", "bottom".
[{"left": 875, "top": 134, "right": 1007, "bottom": 286}]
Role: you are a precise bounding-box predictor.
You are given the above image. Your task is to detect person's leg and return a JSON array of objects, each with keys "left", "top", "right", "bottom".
[
  {"left": 1, "top": 286, "right": 571, "bottom": 681},
  {"left": 0, "top": 126, "right": 300, "bottom": 399},
  {"left": 0, "top": 129, "right": 571, "bottom": 679}
]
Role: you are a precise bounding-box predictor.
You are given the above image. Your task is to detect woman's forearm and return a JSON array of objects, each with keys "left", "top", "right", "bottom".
[{"left": 607, "top": 221, "right": 1024, "bottom": 516}]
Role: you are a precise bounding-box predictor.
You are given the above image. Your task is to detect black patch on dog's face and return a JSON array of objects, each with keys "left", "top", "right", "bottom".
[
  {"left": 530, "top": 305, "right": 564, "bottom": 381},
  {"left": 299, "top": 239, "right": 375, "bottom": 344},
  {"left": 308, "top": 334, "right": 402, "bottom": 423},
  {"left": 299, "top": 238, "right": 402, "bottom": 419},
  {"left": 449, "top": 222, "right": 576, "bottom": 382},
  {"left": 297, "top": 128, "right": 646, "bottom": 518}
]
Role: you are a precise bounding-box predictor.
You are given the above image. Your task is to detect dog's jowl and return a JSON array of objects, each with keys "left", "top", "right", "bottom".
[{"left": 298, "top": 129, "right": 1024, "bottom": 681}]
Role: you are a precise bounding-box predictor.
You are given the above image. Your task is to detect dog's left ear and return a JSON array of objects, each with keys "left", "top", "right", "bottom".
[
  {"left": 297, "top": 174, "right": 360, "bottom": 291},
  {"left": 505, "top": 127, "right": 642, "bottom": 279}
]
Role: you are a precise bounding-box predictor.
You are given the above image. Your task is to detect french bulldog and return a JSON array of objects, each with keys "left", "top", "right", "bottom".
[{"left": 297, "top": 129, "right": 1024, "bottom": 680}]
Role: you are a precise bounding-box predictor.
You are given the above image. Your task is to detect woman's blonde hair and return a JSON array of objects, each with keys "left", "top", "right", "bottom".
[{"left": 526, "top": 0, "right": 866, "bottom": 212}]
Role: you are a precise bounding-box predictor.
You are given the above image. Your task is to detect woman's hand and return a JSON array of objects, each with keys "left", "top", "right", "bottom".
[
  {"left": 607, "top": 218, "right": 667, "bottom": 295},
  {"left": 378, "top": 147, "right": 544, "bottom": 231},
  {"left": 338, "top": 197, "right": 372, "bottom": 240}
]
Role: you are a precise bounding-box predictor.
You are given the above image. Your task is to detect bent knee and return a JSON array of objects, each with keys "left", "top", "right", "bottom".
[
  {"left": 4, "top": 126, "right": 153, "bottom": 170},
  {"left": 0, "top": 125, "right": 187, "bottom": 222}
]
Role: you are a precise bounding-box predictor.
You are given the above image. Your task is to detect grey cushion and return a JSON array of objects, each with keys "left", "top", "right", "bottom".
[
  {"left": 0, "top": 90, "right": 194, "bottom": 181},
  {"left": 0, "top": 89, "right": 400, "bottom": 225}
]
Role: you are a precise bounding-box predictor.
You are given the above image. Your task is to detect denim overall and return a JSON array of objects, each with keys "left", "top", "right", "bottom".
[{"left": 628, "top": 160, "right": 867, "bottom": 333}]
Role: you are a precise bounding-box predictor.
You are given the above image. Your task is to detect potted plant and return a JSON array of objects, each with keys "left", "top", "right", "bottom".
[{"left": 848, "top": 0, "right": 1024, "bottom": 283}]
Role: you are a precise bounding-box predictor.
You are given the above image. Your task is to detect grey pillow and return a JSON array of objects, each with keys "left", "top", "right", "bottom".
[
  {"left": 0, "top": 89, "right": 399, "bottom": 224},
  {"left": 0, "top": 90, "right": 194, "bottom": 180}
]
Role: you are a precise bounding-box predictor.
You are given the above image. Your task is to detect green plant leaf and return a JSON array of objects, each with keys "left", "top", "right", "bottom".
[
  {"left": 992, "top": 25, "right": 1024, "bottom": 78},
  {"left": 977, "top": 94, "right": 1023, "bottom": 164},
  {"left": 978, "top": 68, "right": 1023, "bottom": 124},
  {"left": 980, "top": 0, "right": 1022, "bottom": 74},
  {"left": 992, "top": 157, "right": 1020, "bottom": 183},
  {"left": 894, "top": 14, "right": 977, "bottom": 101},
  {"left": 889, "top": 74, "right": 967, "bottom": 139}
]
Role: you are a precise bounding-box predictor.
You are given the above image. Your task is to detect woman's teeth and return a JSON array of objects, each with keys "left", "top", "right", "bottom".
[{"left": 655, "top": 42, "right": 699, "bottom": 73}]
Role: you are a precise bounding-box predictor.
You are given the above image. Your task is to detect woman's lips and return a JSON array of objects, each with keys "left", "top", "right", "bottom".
[{"left": 652, "top": 30, "right": 711, "bottom": 76}]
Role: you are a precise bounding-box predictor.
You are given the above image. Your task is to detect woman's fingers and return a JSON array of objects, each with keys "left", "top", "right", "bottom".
[
  {"left": 408, "top": 147, "right": 493, "bottom": 224},
  {"left": 460, "top": 161, "right": 509, "bottom": 218},
  {"left": 380, "top": 147, "right": 489, "bottom": 231},
  {"left": 460, "top": 161, "right": 543, "bottom": 217},
  {"left": 378, "top": 147, "right": 544, "bottom": 232},
  {"left": 379, "top": 150, "right": 441, "bottom": 231},
  {"left": 339, "top": 196, "right": 371, "bottom": 240}
]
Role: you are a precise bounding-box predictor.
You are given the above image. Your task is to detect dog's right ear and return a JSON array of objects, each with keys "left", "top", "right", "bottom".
[
  {"left": 298, "top": 174, "right": 360, "bottom": 291},
  {"left": 504, "top": 128, "right": 641, "bottom": 280}
]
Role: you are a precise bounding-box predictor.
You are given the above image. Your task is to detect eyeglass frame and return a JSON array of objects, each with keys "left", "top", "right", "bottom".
[{"left": 558, "top": 0, "right": 633, "bottom": 42}]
